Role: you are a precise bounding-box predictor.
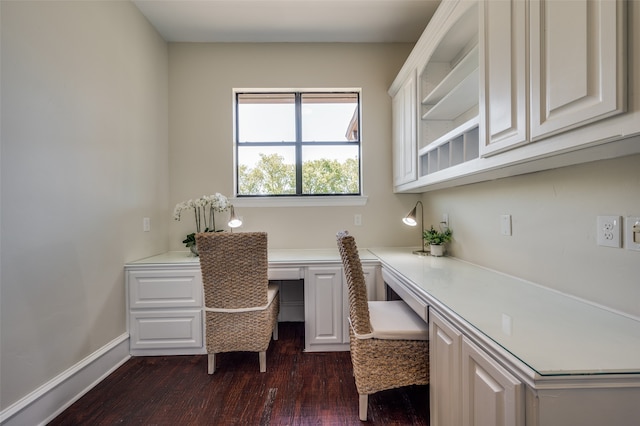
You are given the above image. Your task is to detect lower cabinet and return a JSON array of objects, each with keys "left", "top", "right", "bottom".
[
  {"left": 430, "top": 310, "right": 524, "bottom": 426},
  {"left": 127, "top": 268, "right": 205, "bottom": 356},
  {"left": 305, "top": 266, "right": 346, "bottom": 351},
  {"left": 304, "top": 264, "right": 379, "bottom": 352},
  {"left": 126, "top": 257, "right": 381, "bottom": 355},
  {"left": 429, "top": 310, "right": 463, "bottom": 426},
  {"left": 462, "top": 337, "right": 524, "bottom": 426}
]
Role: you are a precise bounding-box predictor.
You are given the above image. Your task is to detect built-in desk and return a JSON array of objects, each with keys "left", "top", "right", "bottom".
[
  {"left": 124, "top": 249, "right": 381, "bottom": 354},
  {"left": 370, "top": 247, "right": 640, "bottom": 426}
]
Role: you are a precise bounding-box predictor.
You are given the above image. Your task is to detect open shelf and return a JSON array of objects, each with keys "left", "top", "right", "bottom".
[
  {"left": 422, "top": 44, "right": 479, "bottom": 107},
  {"left": 422, "top": 67, "right": 479, "bottom": 120},
  {"left": 419, "top": 117, "right": 479, "bottom": 177}
]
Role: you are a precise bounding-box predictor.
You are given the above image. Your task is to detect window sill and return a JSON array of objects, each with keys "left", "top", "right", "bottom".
[{"left": 230, "top": 195, "right": 368, "bottom": 208}]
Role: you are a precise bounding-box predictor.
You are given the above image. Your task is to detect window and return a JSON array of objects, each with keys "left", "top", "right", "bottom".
[{"left": 235, "top": 91, "right": 361, "bottom": 197}]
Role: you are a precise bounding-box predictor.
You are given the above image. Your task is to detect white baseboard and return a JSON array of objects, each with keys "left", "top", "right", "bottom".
[{"left": 0, "top": 333, "right": 130, "bottom": 426}]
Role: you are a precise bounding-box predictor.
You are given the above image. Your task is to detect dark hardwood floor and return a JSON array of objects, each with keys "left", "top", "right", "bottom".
[{"left": 49, "top": 322, "right": 429, "bottom": 425}]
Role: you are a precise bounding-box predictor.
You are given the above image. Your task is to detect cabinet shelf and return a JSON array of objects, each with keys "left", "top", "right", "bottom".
[
  {"left": 419, "top": 117, "right": 479, "bottom": 177},
  {"left": 422, "top": 67, "right": 479, "bottom": 121},
  {"left": 422, "top": 44, "right": 479, "bottom": 107}
]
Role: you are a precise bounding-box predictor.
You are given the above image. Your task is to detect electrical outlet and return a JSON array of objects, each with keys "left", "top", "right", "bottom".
[
  {"left": 596, "top": 215, "right": 621, "bottom": 248},
  {"left": 624, "top": 216, "right": 640, "bottom": 251},
  {"left": 143, "top": 217, "right": 150, "bottom": 232},
  {"left": 354, "top": 214, "right": 362, "bottom": 226}
]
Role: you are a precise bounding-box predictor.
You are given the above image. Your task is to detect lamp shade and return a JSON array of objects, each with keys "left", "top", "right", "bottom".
[
  {"left": 228, "top": 205, "right": 242, "bottom": 228},
  {"left": 403, "top": 206, "right": 418, "bottom": 226}
]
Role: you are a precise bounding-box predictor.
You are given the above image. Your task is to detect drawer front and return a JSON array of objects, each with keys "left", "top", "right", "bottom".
[
  {"left": 268, "top": 267, "right": 304, "bottom": 280},
  {"left": 382, "top": 268, "right": 429, "bottom": 321},
  {"left": 128, "top": 269, "right": 202, "bottom": 309},
  {"left": 130, "top": 310, "right": 203, "bottom": 349}
]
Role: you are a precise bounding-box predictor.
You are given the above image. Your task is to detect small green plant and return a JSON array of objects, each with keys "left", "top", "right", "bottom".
[{"left": 423, "top": 225, "right": 452, "bottom": 246}]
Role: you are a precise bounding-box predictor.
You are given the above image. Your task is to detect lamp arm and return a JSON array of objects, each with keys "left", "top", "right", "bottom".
[{"left": 416, "top": 201, "right": 425, "bottom": 253}]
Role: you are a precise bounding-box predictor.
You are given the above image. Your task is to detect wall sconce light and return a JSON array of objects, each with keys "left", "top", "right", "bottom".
[
  {"left": 228, "top": 205, "right": 243, "bottom": 230},
  {"left": 402, "top": 201, "right": 428, "bottom": 256}
]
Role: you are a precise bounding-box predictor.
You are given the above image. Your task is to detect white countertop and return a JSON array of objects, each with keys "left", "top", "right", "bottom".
[
  {"left": 126, "top": 248, "right": 379, "bottom": 266},
  {"left": 369, "top": 247, "right": 640, "bottom": 377}
]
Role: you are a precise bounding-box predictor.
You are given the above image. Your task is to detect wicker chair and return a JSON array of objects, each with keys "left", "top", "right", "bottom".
[
  {"left": 336, "top": 230, "right": 429, "bottom": 421},
  {"left": 196, "top": 232, "right": 279, "bottom": 374}
]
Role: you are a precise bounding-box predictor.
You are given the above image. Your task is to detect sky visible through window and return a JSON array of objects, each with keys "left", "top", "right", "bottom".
[{"left": 238, "top": 103, "right": 359, "bottom": 167}]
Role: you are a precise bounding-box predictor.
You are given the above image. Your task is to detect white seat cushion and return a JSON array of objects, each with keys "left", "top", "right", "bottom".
[{"left": 366, "top": 300, "right": 428, "bottom": 341}]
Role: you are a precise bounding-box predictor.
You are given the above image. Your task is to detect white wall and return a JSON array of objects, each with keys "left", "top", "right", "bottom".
[
  {"left": 423, "top": 154, "right": 640, "bottom": 317},
  {"left": 0, "top": 0, "right": 169, "bottom": 409},
  {"left": 168, "top": 42, "right": 421, "bottom": 250}
]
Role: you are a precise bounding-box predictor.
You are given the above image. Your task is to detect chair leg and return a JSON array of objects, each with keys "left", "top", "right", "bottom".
[
  {"left": 273, "top": 322, "right": 279, "bottom": 341},
  {"left": 359, "top": 394, "right": 368, "bottom": 421},
  {"left": 259, "top": 351, "right": 266, "bottom": 372},
  {"left": 208, "top": 354, "right": 216, "bottom": 375}
]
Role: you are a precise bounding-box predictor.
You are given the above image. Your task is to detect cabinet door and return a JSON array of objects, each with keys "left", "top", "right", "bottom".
[
  {"left": 462, "top": 337, "right": 524, "bottom": 426},
  {"left": 530, "top": 0, "right": 626, "bottom": 140},
  {"left": 430, "top": 310, "right": 463, "bottom": 426},
  {"left": 479, "top": 0, "right": 528, "bottom": 156},
  {"left": 305, "top": 266, "right": 344, "bottom": 349},
  {"left": 392, "top": 71, "right": 417, "bottom": 186}
]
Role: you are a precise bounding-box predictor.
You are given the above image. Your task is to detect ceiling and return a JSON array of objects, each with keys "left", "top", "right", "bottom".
[{"left": 132, "top": 0, "right": 441, "bottom": 43}]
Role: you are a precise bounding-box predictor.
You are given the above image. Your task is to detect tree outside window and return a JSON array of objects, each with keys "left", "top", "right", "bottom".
[{"left": 235, "top": 91, "right": 361, "bottom": 196}]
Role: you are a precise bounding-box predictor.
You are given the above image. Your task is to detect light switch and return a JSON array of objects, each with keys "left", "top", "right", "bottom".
[
  {"left": 500, "top": 214, "right": 512, "bottom": 236},
  {"left": 624, "top": 216, "right": 640, "bottom": 251}
]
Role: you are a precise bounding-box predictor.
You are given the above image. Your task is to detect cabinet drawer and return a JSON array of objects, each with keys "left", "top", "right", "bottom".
[
  {"left": 382, "top": 268, "right": 429, "bottom": 321},
  {"left": 128, "top": 269, "right": 203, "bottom": 309},
  {"left": 268, "top": 267, "right": 304, "bottom": 280},
  {"left": 130, "top": 310, "right": 203, "bottom": 349}
]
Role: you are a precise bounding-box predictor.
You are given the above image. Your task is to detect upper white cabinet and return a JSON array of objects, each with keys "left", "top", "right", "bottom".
[
  {"left": 392, "top": 71, "right": 417, "bottom": 186},
  {"left": 478, "top": 0, "right": 528, "bottom": 156},
  {"left": 480, "top": 0, "right": 626, "bottom": 157},
  {"left": 390, "top": 0, "right": 638, "bottom": 193},
  {"left": 529, "top": 0, "right": 627, "bottom": 140}
]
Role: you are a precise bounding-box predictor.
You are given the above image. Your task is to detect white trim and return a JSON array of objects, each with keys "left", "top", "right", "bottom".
[
  {"left": 0, "top": 333, "right": 130, "bottom": 426},
  {"left": 231, "top": 195, "right": 368, "bottom": 208}
]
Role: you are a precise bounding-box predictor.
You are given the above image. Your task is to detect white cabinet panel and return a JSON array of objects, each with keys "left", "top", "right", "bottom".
[
  {"left": 130, "top": 310, "right": 203, "bottom": 350},
  {"left": 128, "top": 269, "right": 202, "bottom": 309},
  {"left": 479, "top": 0, "right": 528, "bottom": 156},
  {"left": 392, "top": 71, "right": 418, "bottom": 186},
  {"left": 304, "top": 266, "right": 345, "bottom": 351},
  {"left": 462, "top": 337, "right": 524, "bottom": 426},
  {"left": 430, "top": 310, "right": 463, "bottom": 426},
  {"left": 530, "top": 0, "right": 626, "bottom": 140}
]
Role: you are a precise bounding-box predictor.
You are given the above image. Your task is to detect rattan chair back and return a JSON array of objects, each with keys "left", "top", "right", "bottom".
[
  {"left": 197, "top": 232, "right": 268, "bottom": 310},
  {"left": 336, "top": 230, "right": 372, "bottom": 336}
]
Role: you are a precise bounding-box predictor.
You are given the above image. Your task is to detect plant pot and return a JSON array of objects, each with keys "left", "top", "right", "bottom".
[
  {"left": 429, "top": 244, "right": 445, "bottom": 257},
  {"left": 189, "top": 244, "right": 199, "bottom": 257}
]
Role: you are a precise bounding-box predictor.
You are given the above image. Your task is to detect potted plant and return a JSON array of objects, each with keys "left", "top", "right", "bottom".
[
  {"left": 173, "top": 193, "right": 232, "bottom": 256},
  {"left": 423, "top": 225, "right": 452, "bottom": 257}
]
